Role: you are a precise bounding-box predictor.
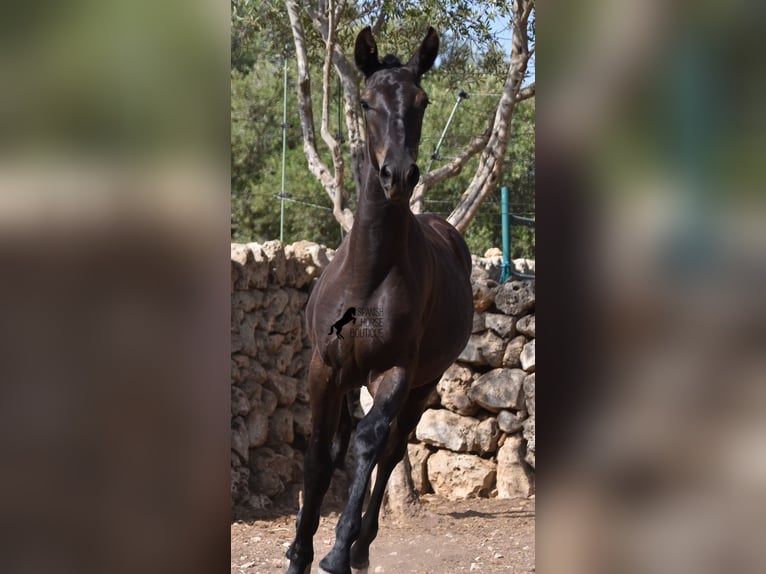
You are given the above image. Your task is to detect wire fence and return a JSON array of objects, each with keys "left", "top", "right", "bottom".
[{"left": 235, "top": 79, "right": 533, "bottom": 256}]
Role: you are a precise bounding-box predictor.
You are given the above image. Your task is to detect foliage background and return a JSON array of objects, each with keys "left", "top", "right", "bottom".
[{"left": 231, "top": 0, "right": 535, "bottom": 258}]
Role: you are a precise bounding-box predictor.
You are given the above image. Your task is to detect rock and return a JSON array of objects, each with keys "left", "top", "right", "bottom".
[
  {"left": 240, "top": 378, "right": 262, "bottom": 404},
  {"left": 231, "top": 361, "right": 244, "bottom": 385},
  {"left": 249, "top": 466, "right": 283, "bottom": 498},
  {"left": 415, "top": 409, "right": 498, "bottom": 455},
  {"left": 231, "top": 416, "right": 249, "bottom": 462},
  {"left": 496, "top": 435, "right": 533, "bottom": 498},
  {"left": 502, "top": 335, "right": 527, "bottom": 368},
  {"left": 231, "top": 386, "right": 251, "bottom": 417},
  {"left": 436, "top": 363, "right": 479, "bottom": 416},
  {"left": 474, "top": 418, "right": 501, "bottom": 454},
  {"left": 266, "top": 333, "right": 284, "bottom": 354},
  {"left": 512, "top": 258, "right": 535, "bottom": 274},
  {"left": 231, "top": 243, "right": 250, "bottom": 267},
  {"left": 497, "top": 410, "right": 526, "bottom": 434},
  {"left": 272, "top": 311, "right": 301, "bottom": 334},
  {"left": 254, "top": 387, "right": 278, "bottom": 417},
  {"left": 515, "top": 314, "right": 535, "bottom": 337},
  {"left": 472, "top": 312, "right": 486, "bottom": 333},
  {"left": 231, "top": 244, "right": 253, "bottom": 290},
  {"left": 233, "top": 352, "right": 250, "bottom": 370},
  {"left": 256, "top": 447, "right": 294, "bottom": 480},
  {"left": 291, "top": 402, "right": 312, "bottom": 438},
  {"left": 289, "top": 240, "right": 333, "bottom": 279},
  {"left": 236, "top": 314, "right": 259, "bottom": 357},
  {"left": 285, "top": 287, "right": 309, "bottom": 313},
  {"left": 416, "top": 409, "right": 473, "bottom": 452},
  {"left": 248, "top": 448, "right": 293, "bottom": 497},
  {"left": 294, "top": 373, "right": 310, "bottom": 403},
  {"left": 407, "top": 443, "right": 432, "bottom": 494},
  {"left": 484, "top": 247, "right": 503, "bottom": 258},
  {"left": 263, "top": 289, "right": 290, "bottom": 318},
  {"left": 522, "top": 418, "right": 535, "bottom": 469},
  {"left": 523, "top": 373, "right": 535, "bottom": 416},
  {"left": 244, "top": 243, "right": 270, "bottom": 289},
  {"left": 246, "top": 409, "right": 269, "bottom": 448},
  {"left": 250, "top": 362, "right": 269, "bottom": 386},
  {"left": 231, "top": 464, "right": 250, "bottom": 504},
  {"left": 264, "top": 373, "right": 298, "bottom": 406},
  {"left": 520, "top": 339, "right": 535, "bottom": 372},
  {"left": 494, "top": 280, "right": 535, "bottom": 316},
  {"left": 273, "top": 344, "right": 297, "bottom": 374},
  {"left": 484, "top": 313, "right": 516, "bottom": 338},
  {"left": 468, "top": 368, "right": 525, "bottom": 412},
  {"left": 472, "top": 254, "right": 503, "bottom": 283},
  {"left": 260, "top": 240, "right": 287, "bottom": 285},
  {"left": 458, "top": 330, "right": 506, "bottom": 368},
  {"left": 282, "top": 244, "right": 312, "bottom": 288},
  {"left": 427, "top": 450, "right": 496, "bottom": 499},
  {"left": 471, "top": 267, "right": 497, "bottom": 313},
  {"left": 286, "top": 354, "right": 306, "bottom": 378},
  {"left": 268, "top": 407, "right": 294, "bottom": 444},
  {"left": 232, "top": 291, "right": 262, "bottom": 313}
]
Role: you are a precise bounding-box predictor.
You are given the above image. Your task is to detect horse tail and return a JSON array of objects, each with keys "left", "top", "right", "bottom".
[{"left": 328, "top": 324, "right": 334, "bottom": 335}]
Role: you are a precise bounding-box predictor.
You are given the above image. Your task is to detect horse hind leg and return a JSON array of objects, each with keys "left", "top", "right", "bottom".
[{"left": 330, "top": 390, "right": 359, "bottom": 471}]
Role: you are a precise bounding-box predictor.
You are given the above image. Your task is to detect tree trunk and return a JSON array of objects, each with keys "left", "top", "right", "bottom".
[{"left": 285, "top": 0, "right": 354, "bottom": 231}]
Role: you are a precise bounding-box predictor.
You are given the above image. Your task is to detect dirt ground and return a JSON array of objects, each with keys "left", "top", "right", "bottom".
[{"left": 231, "top": 494, "right": 535, "bottom": 573}]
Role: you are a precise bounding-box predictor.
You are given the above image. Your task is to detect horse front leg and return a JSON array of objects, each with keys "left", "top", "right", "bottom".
[
  {"left": 318, "top": 367, "right": 411, "bottom": 574},
  {"left": 349, "top": 383, "right": 435, "bottom": 572},
  {"left": 286, "top": 354, "right": 343, "bottom": 574}
]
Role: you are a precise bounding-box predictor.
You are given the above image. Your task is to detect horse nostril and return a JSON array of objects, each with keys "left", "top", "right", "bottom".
[
  {"left": 406, "top": 164, "right": 420, "bottom": 189},
  {"left": 380, "top": 164, "right": 392, "bottom": 188}
]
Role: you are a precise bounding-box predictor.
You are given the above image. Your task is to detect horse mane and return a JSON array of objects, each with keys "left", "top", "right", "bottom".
[{"left": 381, "top": 54, "right": 402, "bottom": 68}]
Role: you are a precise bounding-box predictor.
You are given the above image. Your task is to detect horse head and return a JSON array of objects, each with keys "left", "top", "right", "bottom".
[{"left": 354, "top": 26, "right": 439, "bottom": 204}]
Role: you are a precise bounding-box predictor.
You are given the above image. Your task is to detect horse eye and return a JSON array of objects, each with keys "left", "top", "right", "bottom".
[{"left": 360, "top": 99, "right": 370, "bottom": 110}]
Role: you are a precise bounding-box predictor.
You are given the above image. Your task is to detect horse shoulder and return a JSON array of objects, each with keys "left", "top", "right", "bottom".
[{"left": 416, "top": 214, "right": 472, "bottom": 277}]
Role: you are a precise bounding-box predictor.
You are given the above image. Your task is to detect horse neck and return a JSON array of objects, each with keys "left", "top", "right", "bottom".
[{"left": 347, "top": 166, "right": 414, "bottom": 280}]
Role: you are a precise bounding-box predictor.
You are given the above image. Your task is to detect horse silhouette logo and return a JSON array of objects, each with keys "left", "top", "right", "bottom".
[{"left": 329, "top": 307, "right": 356, "bottom": 339}]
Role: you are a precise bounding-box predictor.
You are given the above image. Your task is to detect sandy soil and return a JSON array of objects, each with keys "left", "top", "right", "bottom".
[{"left": 231, "top": 494, "right": 535, "bottom": 574}]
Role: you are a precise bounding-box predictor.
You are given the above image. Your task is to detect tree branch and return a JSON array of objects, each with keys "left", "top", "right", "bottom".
[
  {"left": 320, "top": 0, "right": 352, "bottom": 229},
  {"left": 515, "top": 83, "right": 535, "bottom": 103},
  {"left": 371, "top": 1, "right": 387, "bottom": 36},
  {"left": 410, "top": 122, "right": 493, "bottom": 213}
]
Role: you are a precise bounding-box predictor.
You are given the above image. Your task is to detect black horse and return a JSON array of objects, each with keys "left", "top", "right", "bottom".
[
  {"left": 286, "top": 26, "right": 473, "bottom": 574},
  {"left": 328, "top": 307, "right": 357, "bottom": 339}
]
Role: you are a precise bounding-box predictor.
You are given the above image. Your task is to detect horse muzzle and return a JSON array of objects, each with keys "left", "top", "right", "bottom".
[{"left": 379, "top": 162, "right": 420, "bottom": 202}]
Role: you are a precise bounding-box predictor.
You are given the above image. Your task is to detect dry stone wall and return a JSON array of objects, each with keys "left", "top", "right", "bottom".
[{"left": 231, "top": 241, "right": 535, "bottom": 509}]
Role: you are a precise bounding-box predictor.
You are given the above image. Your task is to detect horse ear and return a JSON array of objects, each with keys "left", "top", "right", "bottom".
[
  {"left": 406, "top": 26, "right": 439, "bottom": 77},
  {"left": 355, "top": 26, "right": 381, "bottom": 78}
]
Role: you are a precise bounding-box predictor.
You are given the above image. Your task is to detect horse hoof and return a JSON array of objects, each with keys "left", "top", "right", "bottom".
[
  {"left": 351, "top": 567, "right": 369, "bottom": 574},
  {"left": 284, "top": 559, "right": 311, "bottom": 574}
]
